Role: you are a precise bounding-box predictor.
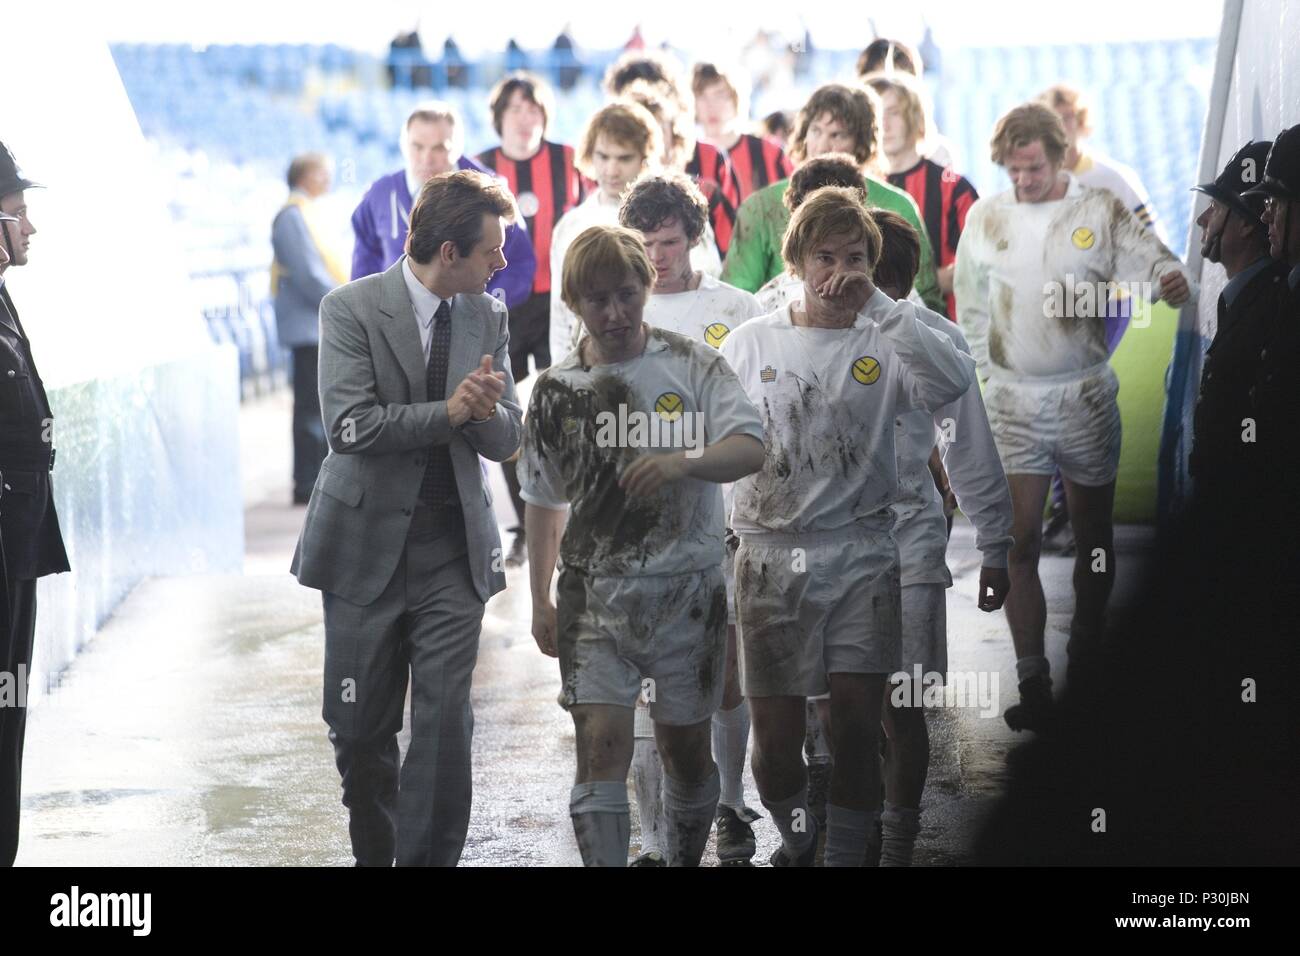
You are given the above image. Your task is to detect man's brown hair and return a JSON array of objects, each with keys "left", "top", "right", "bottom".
[
  {"left": 855, "top": 38, "right": 922, "bottom": 78},
  {"left": 560, "top": 225, "right": 656, "bottom": 313},
  {"left": 487, "top": 71, "right": 555, "bottom": 138},
  {"left": 622, "top": 80, "right": 690, "bottom": 168},
  {"left": 286, "top": 152, "right": 328, "bottom": 190},
  {"left": 575, "top": 101, "right": 663, "bottom": 180},
  {"left": 602, "top": 49, "right": 687, "bottom": 104},
  {"left": 782, "top": 186, "right": 883, "bottom": 278},
  {"left": 789, "top": 83, "right": 882, "bottom": 168},
  {"left": 406, "top": 169, "right": 516, "bottom": 264},
  {"left": 990, "top": 102, "right": 1069, "bottom": 167},
  {"left": 405, "top": 100, "right": 459, "bottom": 131},
  {"left": 785, "top": 153, "right": 868, "bottom": 212},
  {"left": 868, "top": 208, "right": 922, "bottom": 297},
  {"left": 691, "top": 61, "right": 749, "bottom": 114},
  {"left": 1037, "top": 83, "right": 1092, "bottom": 136},
  {"left": 618, "top": 170, "right": 709, "bottom": 244},
  {"left": 862, "top": 71, "right": 928, "bottom": 146}
]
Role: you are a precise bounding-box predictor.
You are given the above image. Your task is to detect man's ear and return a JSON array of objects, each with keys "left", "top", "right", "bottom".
[{"left": 440, "top": 239, "right": 458, "bottom": 265}]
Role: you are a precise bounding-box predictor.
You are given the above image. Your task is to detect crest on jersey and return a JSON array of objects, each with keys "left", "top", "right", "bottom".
[
  {"left": 654, "top": 391, "right": 685, "bottom": 422},
  {"left": 704, "top": 322, "right": 731, "bottom": 348},
  {"left": 852, "top": 355, "right": 881, "bottom": 385},
  {"left": 760, "top": 365, "right": 777, "bottom": 383},
  {"left": 1071, "top": 227, "right": 1096, "bottom": 250},
  {"left": 517, "top": 190, "right": 540, "bottom": 218}
]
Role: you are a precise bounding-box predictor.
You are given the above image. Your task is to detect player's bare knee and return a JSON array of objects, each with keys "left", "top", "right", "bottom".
[
  {"left": 1009, "top": 534, "right": 1043, "bottom": 568},
  {"left": 656, "top": 720, "right": 713, "bottom": 781}
]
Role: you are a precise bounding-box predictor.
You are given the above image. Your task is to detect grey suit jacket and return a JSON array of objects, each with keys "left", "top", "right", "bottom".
[
  {"left": 271, "top": 200, "right": 339, "bottom": 348},
  {"left": 291, "top": 257, "right": 523, "bottom": 606}
]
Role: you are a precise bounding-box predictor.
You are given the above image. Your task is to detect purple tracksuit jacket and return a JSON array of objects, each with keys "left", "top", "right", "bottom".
[{"left": 349, "top": 155, "right": 536, "bottom": 308}]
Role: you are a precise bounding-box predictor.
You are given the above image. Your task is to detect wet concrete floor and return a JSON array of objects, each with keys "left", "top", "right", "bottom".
[{"left": 15, "top": 393, "right": 1155, "bottom": 865}]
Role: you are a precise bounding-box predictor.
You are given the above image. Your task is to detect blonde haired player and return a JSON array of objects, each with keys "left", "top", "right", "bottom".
[
  {"left": 548, "top": 102, "right": 721, "bottom": 366},
  {"left": 954, "top": 103, "right": 1194, "bottom": 730},
  {"left": 721, "top": 187, "right": 975, "bottom": 866},
  {"left": 520, "top": 225, "right": 765, "bottom": 866}
]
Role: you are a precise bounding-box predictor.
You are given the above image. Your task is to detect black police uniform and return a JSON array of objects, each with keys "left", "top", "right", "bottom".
[
  {"left": 0, "top": 142, "right": 70, "bottom": 867},
  {"left": 1243, "top": 127, "right": 1300, "bottom": 516},
  {"left": 1188, "top": 141, "right": 1290, "bottom": 501}
]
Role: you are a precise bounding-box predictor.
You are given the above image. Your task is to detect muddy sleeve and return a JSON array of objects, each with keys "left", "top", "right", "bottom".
[
  {"left": 1107, "top": 193, "right": 1197, "bottom": 302},
  {"left": 881, "top": 301, "right": 976, "bottom": 414},
  {"left": 934, "top": 364, "right": 1013, "bottom": 569},
  {"left": 697, "top": 351, "right": 765, "bottom": 446},
  {"left": 517, "top": 381, "right": 570, "bottom": 510},
  {"left": 721, "top": 193, "right": 776, "bottom": 293},
  {"left": 954, "top": 202, "right": 993, "bottom": 380}
]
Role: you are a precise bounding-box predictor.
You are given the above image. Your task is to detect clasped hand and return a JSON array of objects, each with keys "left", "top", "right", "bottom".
[{"left": 448, "top": 355, "right": 506, "bottom": 425}]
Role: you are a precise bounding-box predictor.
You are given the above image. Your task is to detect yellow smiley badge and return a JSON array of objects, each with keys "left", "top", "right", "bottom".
[
  {"left": 851, "top": 356, "right": 881, "bottom": 385},
  {"left": 704, "top": 322, "right": 731, "bottom": 348},
  {"left": 654, "top": 391, "right": 685, "bottom": 422},
  {"left": 1071, "top": 227, "right": 1096, "bottom": 250}
]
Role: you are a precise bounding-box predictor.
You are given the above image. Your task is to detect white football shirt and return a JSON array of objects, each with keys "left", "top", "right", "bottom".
[{"left": 720, "top": 289, "right": 975, "bottom": 535}]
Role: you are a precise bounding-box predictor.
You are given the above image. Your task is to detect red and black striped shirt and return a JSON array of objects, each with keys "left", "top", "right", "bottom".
[
  {"left": 887, "top": 158, "right": 979, "bottom": 319},
  {"left": 478, "top": 140, "right": 584, "bottom": 295},
  {"left": 684, "top": 141, "right": 740, "bottom": 258},
  {"left": 724, "top": 133, "right": 794, "bottom": 202}
]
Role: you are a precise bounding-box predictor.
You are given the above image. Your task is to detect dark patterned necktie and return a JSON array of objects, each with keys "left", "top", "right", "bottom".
[{"left": 419, "top": 299, "right": 458, "bottom": 506}]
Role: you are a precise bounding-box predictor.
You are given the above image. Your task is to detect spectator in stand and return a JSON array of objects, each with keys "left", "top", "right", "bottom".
[{"left": 552, "top": 26, "right": 580, "bottom": 91}]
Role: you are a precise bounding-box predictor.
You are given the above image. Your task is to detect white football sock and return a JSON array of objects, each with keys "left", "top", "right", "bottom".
[
  {"left": 570, "top": 781, "right": 630, "bottom": 867},
  {"left": 630, "top": 737, "right": 666, "bottom": 856},
  {"left": 824, "top": 802, "right": 871, "bottom": 867},
  {"left": 663, "top": 765, "right": 720, "bottom": 867},
  {"left": 712, "top": 702, "right": 751, "bottom": 809},
  {"left": 880, "top": 801, "right": 921, "bottom": 867},
  {"left": 761, "top": 785, "right": 815, "bottom": 859}
]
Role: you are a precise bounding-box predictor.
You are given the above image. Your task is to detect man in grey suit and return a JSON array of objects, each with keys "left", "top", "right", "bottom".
[
  {"left": 292, "top": 169, "right": 524, "bottom": 866},
  {"left": 272, "top": 152, "right": 347, "bottom": 504}
]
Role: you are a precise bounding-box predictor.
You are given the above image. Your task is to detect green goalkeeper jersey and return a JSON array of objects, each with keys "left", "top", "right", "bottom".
[{"left": 721, "top": 175, "right": 947, "bottom": 318}]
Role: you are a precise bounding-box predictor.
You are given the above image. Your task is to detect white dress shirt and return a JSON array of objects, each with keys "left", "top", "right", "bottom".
[{"left": 402, "top": 257, "right": 450, "bottom": 364}]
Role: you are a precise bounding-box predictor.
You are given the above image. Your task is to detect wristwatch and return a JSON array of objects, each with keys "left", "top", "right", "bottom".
[{"left": 467, "top": 405, "right": 498, "bottom": 425}]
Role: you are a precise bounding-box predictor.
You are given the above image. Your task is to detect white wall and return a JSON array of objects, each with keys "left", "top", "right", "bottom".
[
  {"left": 1162, "top": 0, "right": 1299, "bottom": 515},
  {"left": 3, "top": 3, "right": 244, "bottom": 697}
]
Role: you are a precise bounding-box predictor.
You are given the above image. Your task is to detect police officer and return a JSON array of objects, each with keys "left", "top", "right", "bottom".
[
  {"left": 0, "top": 141, "right": 70, "bottom": 867},
  {"left": 1244, "top": 126, "right": 1300, "bottom": 518},
  {"left": 1187, "top": 139, "right": 1288, "bottom": 506}
]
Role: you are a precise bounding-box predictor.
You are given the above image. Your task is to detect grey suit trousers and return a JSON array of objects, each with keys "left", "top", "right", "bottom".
[{"left": 322, "top": 503, "right": 484, "bottom": 867}]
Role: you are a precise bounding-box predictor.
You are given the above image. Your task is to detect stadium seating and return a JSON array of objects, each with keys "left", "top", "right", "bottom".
[{"left": 111, "top": 38, "right": 1214, "bottom": 396}]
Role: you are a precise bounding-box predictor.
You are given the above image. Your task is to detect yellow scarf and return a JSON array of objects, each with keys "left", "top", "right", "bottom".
[{"left": 270, "top": 193, "right": 348, "bottom": 296}]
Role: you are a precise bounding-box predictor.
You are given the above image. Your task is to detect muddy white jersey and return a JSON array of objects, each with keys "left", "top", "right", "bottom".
[
  {"left": 519, "top": 325, "right": 763, "bottom": 576},
  {"left": 1073, "top": 151, "right": 1167, "bottom": 245},
  {"left": 643, "top": 273, "right": 764, "bottom": 348},
  {"left": 720, "top": 289, "right": 975, "bottom": 535},
  {"left": 954, "top": 174, "right": 1193, "bottom": 380},
  {"left": 644, "top": 274, "right": 764, "bottom": 527},
  {"left": 892, "top": 306, "right": 1013, "bottom": 587},
  {"left": 549, "top": 193, "right": 722, "bottom": 365}
]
